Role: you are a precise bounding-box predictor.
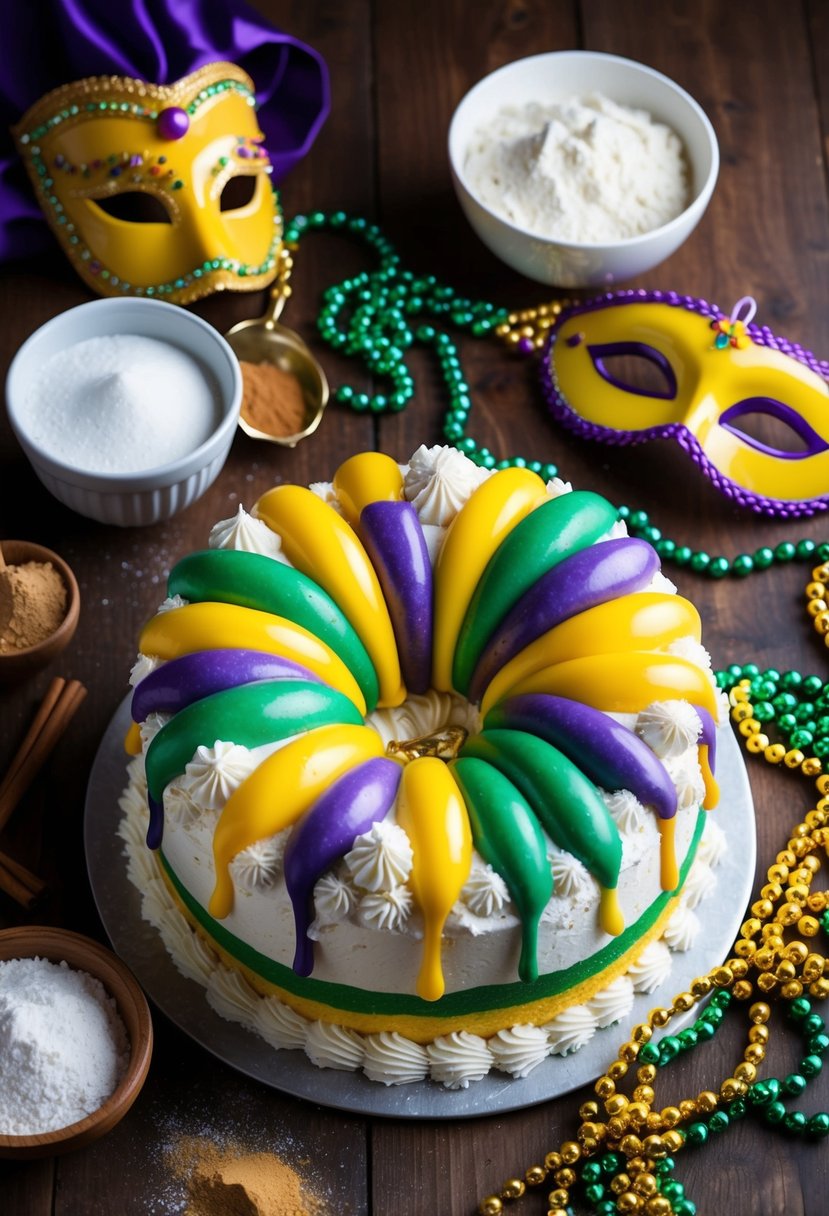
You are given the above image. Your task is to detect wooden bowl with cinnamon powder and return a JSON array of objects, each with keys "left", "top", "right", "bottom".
[{"left": 0, "top": 541, "right": 80, "bottom": 683}]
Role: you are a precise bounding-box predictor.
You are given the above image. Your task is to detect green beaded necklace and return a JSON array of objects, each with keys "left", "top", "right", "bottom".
[{"left": 283, "top": 209, "right": 829, "bottom": 579}]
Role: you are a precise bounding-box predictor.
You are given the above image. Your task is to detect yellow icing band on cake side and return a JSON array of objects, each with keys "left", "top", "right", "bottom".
[
  {"left": 139, "top": 601, "right": 367, "bottom": 714},
  {"left": 124, "top": 721, "right": 143, "bottom": 755},
  {"left": 256, "top": 484, "right": 404, "bottom": 707},
  {"left": 431, "top": 467, "right": 548, "bottom": 691},
  {"left": 209, "top": 723, "right": 384, "bottom": 919},
  {"left": 396, "top": 757, "right": 473, "bottom": 1001},
  {"left": 480, "top": 592, "right": 702, "bottom": 716},
  {"left": 332, "top": 452, "right": 404, "bottom": 527}
]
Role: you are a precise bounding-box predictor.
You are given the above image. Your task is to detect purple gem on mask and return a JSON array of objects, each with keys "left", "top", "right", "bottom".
[
  {"left": 157, "top": 106, "right": 190, "bottom": 141},
  {"left": 566, "top": 333, "right": 583, "bottom": 347}
]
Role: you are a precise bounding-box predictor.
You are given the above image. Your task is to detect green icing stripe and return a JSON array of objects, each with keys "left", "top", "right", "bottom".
[{"left": 159, "top": 809, "right": 706, "bottom": 1020}]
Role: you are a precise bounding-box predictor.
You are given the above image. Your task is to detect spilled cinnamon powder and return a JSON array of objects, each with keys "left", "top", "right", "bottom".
[{"left": 166, "top": 1135, "right": 323, "bottom": 1216}]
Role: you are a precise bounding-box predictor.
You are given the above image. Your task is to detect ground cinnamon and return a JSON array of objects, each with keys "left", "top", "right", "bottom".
[
  {"left": 0, "top": 561, "right": 67, "bottom": 653},
  {"left": 166, "top": 1135, "right": 323, "bottom": 1216},
  {"left": 240, "top": 361, "right": 308, "bottom": 438}
]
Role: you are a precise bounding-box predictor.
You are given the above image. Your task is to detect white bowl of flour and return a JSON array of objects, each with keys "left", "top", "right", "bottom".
[
  {"left": 6, "top": 298, "right": 242, "bottom": 527},
  {"left": 449, "top": 51, "right": 719, "bottom": 287}
]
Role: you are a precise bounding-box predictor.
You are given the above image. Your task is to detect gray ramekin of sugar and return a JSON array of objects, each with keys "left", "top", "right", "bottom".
[{"left": 5, "top": 297, "right": 242, "bottom": 527}]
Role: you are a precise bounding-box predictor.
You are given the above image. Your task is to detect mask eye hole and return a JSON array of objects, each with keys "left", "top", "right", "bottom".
[
  {"left": 720, "top": 398, "right": 829, "bottom": 459},
  {"left": 587, "top": 341, "right": 678, "bottom": 400},
  {"left": 89, "top": 192, "right": 173, "bottom": 224},
  {"left": 220, "top": 175, "right": 258, "bottom": 212}
]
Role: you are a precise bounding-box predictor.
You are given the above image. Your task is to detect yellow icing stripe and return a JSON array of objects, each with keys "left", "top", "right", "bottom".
[
  {"left": 124, "top": 720, "right": 143, "bottom": 755},
  {"left": 139, "top": 602, "right": 367, "bottom": 715},
  {"left": 499, "top": 651, "right": 721, "bottom": 722},
  {"left": 658, "top": 816, "right": 679, "bottom": 892},
  {"left": 480, "top": 592, "right": 702, "bottom": 716},
  {"left": 332, "top": 452, "right": 404, "bottom": 527},
  {"left": 699, "top": 744, "right": 719, "bottom": 809},
  {"left": 209, "top": 723, "right": 383, "bottom": 919},
  {"left": 432, "top": 467, "right": 548, "bottom": 691},
  {"left": 395, "top": 757, "right": 472, "bottom": 1001},
  {"left": 599, "top": 886, "right": 624, "bottom": 937},
  {"left": 256, "top": 485, "right": 404, "bottom": 708}
]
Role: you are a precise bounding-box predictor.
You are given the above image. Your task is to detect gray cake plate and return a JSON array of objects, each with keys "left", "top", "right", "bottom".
[{"left": 85, "top": 696, "right": 756, "bottom": 1120}]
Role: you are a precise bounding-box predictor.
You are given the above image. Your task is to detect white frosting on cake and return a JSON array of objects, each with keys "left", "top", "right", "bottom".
[
  {"left": 460, "top": 861, "right": 510, "bottom": 917},
  {"left": 311, "top": 873, "right": 357, "bottom": 928},
  {"left": 362, "top": 1033, "right": 430, "bottom": 1086},
  {"left": 305, "top": 1021, "right": 364, "bottom": 1071},
  {"left": 636, "top": 701, "right": 702, "bottom": 758},
  {"left": 365, "top": 689, "right": 479, "bottom": 749},
  {"left": 488, "top": 1024, "right": 551, "bottom": 1078},
  {"left": 231, "top": 832, "right": 286, "bottom": 893},
  {"left": 209, "top": 504, "right": 286, "bottom": 558},
  {"left": 178, "top": 740, "right": 258, "bottom": 811},
  {"left": 604, "top": 788, "right": 647, "bottom": 836},
  {"left": 681, "top": 858, "right": 718, "bottom": 909},
  {"left": 129, "top": 653, "right": 160, "bottom": 687},
  {"left": 627, "top": 940, "right": 673, "bottom": 993},
  {"left": 403, "top": 444, "right": 488, "bottom": 526},
  {"left": 344, "top": 821, "right": 413, "bottom": 891},
  {"left": 587, "top": 975, "right": 635, "bottom": 1028},
  {"left": 545, "top": 477, "right": 573, "bottom": 498},
  {"left": 697, "top": 818, "right": 728, "bottom": 867},
  {"left": 426, "top": 1031, "right": 494, "bottom": 1089},
  {"left": 662, "top": 904, "right": 701, "bottom": 952},
  {"left": 545, "top": 1005, "right": 597, "bottom": 1055},
  {"left": 358, "top": 886, "right": 414, "bottom": 931},
  {"left": 308, "top": 481, "right": 343, "bottom": 514},
  {"left": 253, "top": 996, "right": 309, "bottom": 1050}
]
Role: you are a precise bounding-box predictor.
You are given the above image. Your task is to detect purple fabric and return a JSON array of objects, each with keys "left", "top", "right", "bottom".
[{"left": 0, "top": 0, "right": 330, "bottom": 261}]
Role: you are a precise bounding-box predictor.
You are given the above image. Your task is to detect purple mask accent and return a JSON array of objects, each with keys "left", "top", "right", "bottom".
[
  {"left": 719, "top": 398, "right": 829, "bottom": 459},
  {"left": 541, "top": 289, "right": 829, "bottom": 519},
  {"left": 0, "top": 0, "right": 330, "bottom": 262},
  {"left": 588, "top": 340, "right": 678, "bottom": 401}
]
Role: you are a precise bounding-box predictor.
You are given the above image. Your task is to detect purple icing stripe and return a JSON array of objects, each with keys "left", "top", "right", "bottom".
[
  {"left": 694, "top": 705, "right": 717, "bottom": 773},
  {"left": 131, "top": 649, "right": 322, "bottom": 723},
  {"left": 283, "top": 758, "right": 403, "bottom": 976},
  {"left": 541, "top": 290, "right": 829, "bottom": 519},
  {"left": 469, "top": 537, "right": 659, "bottom": 704}
]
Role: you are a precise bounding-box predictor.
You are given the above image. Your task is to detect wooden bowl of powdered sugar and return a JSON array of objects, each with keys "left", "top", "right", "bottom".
[
  {"left": 0, "top": 926, "right": 153, "bottom": 1158},
  {"left": 0, "top": 541, "right": 80, "bottom": 683}
]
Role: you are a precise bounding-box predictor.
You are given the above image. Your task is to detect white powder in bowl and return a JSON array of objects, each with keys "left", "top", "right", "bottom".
[
  {"left": 464, "top": 93, "right": 690, "bottom": 243},
  {"left": 18, "top": 333, "right": 221, "bottom": 474},
  {"left": 0, "top": 956, "right": 130, "bottom": 1135}
]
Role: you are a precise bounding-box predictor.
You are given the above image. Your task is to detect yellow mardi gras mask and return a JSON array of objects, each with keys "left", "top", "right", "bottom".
[
  {"left": 13, "top": 62, "right": 281, "bottom": 305},
  {"left": 544, "top": 292, "right": 829, "bottom": 518}
]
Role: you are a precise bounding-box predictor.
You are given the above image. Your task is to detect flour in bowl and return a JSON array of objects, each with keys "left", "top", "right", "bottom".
[{"left": 464, "top": 93, "right": 690, "bottom": 243}]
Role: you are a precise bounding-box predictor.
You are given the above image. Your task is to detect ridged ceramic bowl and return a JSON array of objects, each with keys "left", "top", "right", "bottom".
[
  {"left": 5, "top": 298, "right": 242, "bottom": 527},
  {"left": 0, "top": 926, "right": 153, "bottom": 1158},
  {"left": 448, "top": 50, "right": 719, "bottom": 287}
]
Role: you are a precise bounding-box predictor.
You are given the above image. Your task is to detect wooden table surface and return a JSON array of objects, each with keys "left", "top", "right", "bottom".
[{"left": 2, "top": 1, "right": 828, "bottom": 1212}]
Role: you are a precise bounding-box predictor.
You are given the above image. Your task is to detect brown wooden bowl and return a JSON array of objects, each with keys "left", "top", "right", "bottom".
[
  {"left": 0, "top": 926, "right": 153, "bottom": 1158},
  {"left": 0, "top": 541, "right": 80, "bottom": 683}
]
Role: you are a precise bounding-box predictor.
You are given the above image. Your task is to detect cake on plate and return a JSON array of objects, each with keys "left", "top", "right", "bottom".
[{"left": 119, "top": 445, "right": 726, "bottom": 1088}]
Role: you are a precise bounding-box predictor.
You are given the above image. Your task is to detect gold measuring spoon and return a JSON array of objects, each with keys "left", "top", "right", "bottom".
[{"left": 224, "top": 248, "right": 329, "bottom": 448}]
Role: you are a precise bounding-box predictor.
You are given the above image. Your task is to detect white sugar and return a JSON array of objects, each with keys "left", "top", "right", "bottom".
[
  {"left": 19, "top": 333, "right": 220, "bottom": 474},
  {"left": 0, "top": 956, "right": 129, "bottom": 1135}
]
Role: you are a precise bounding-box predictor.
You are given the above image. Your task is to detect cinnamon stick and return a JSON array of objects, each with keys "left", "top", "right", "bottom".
[
  {"left": 0, "top": 676, "right": 66, "bottom": 807},
  {"left": 0, "top": 847, "right": 47, "bottom": 910},
  {"left": 0, "top": 678, "right": 86, "bottom": 832}
]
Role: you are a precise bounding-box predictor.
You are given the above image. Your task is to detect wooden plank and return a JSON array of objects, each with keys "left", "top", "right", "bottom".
[{"left": 0, "top": 1160, "right": 54, "bottom": 1216}]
